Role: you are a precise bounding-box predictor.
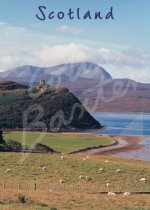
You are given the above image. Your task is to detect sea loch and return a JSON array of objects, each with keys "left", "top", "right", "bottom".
[{"left": 87, "top": 112, "right": 150, "bottom": 161}]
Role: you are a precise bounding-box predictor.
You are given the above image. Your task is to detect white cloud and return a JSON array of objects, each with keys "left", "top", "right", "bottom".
[
  {"left": 57, "top": 25, "right": 84, "bottom": 34},
  {"left": 0, "top": 21, "right": 25, "bottom": 34},
  {"left": 31, "top": 43, "right": 94, "bottom": 66},
  {"left": 0, "top": 22, "right": 150, "bottom": 83},
  {"left": 0, "top": 22, "right": 7, "bottom": 25}
]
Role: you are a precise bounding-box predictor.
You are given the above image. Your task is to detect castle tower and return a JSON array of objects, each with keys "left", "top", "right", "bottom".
[
  {"left": 40, "top": 80, "right": 46, "bottom": 85},
  {"left": 37, "top": 80, "right": 46, "bottom": 90}
]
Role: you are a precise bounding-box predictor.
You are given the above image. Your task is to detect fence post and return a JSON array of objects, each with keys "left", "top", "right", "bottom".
[
  {"left": 33, "top": 183, "right": 37, "bottom": 191},
  {"left": 18, "top": 182, "right": 21, "bottom": 190},
  {"left": 3, "top": 180, "right": 5, "bottom": 189}
]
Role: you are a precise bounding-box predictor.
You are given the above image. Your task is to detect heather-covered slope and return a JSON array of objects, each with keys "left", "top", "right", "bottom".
[{"left": 0, "top": 81, "right": 101, "bottom": 130}]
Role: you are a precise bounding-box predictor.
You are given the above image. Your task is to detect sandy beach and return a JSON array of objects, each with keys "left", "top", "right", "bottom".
[{"left": 70, "top": 134, "right": 145, "bottom": 155}]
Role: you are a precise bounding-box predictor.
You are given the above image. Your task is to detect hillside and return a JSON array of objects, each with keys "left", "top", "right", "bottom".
[
  {"left": 0, "top": 152, "right": 150, "bottom": 210},
  {"left": 0, "top": 81, "right": 101, "bottom": 130},
  {"left": 63, "top": 79, "right": 150, "bottom": 112},
  {"left": 0, "top": 81, "right": 28, "bottom": 91}
]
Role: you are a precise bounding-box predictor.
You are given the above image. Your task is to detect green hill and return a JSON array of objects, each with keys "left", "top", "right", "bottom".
[{"left": 0, "top": 81, "right": 101, "bottom": 130}]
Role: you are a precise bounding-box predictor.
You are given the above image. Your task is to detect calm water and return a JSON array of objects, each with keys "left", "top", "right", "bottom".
[{"left": 87, "top": 112, "right": 150, "bottom": 161}]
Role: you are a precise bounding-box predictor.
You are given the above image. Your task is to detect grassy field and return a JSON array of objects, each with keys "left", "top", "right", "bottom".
[
  {"left": 4, "top": 131, "right": 112, "bottom": 153},
  {"left": 0, "top": 153, "right": 150, "bottom": 210}
]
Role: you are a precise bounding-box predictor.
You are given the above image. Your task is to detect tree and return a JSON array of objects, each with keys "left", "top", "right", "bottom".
[
  {"left": 0, "top": 130, "right": 5, "bottom": 144},
  {"left": 0, "top": 130, "right": 5, "bottom": 151}
]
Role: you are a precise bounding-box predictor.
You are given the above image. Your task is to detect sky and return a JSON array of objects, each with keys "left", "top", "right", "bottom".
[{"left": 0, "top": 0, "right": 150, "bottom": 82}]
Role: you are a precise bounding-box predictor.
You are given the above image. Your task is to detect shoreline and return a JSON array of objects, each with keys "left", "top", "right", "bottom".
[
  {"left": 89, "top": 111, "right": 150, "bottom": 115},
  {"left": 98, "top": 135, "right": 144, "bottom": 155},
  {"left": 4, "top": 130, "right": 146, "bottom": 157},
  {"left": 70, "top": 134, "right": 145, "bottom": 155}
]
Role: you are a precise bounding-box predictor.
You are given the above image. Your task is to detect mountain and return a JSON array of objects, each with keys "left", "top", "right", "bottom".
[
  {"left": 65, "top": 78, "right": 150, "bottom": 112},
  {"left": 0, "top": 81, "right": 101, "bottom": 130},
  {"left": 0, "top": 62, "right": 112, "bottom": 84}
]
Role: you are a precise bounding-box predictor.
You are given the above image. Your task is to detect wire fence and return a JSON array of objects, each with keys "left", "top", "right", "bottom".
[{"left": 0, "top": 180, "right": 150, "bottom": 194}]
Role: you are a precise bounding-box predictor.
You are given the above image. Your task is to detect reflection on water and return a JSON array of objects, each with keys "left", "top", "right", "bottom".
[
  {"left": 114, "top": 147, "right": 150, "bottom": 161},
  {"left": 89, "top": 112, "right": 150, "bottom": 136},
  {"left": 142, "top": 138, "right": 150, "bottom": 147},
  {"left": 88, "top": 112, "right": 150, "bottom": 161}
]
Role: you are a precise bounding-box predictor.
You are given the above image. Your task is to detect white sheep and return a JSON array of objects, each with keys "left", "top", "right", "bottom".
[
  {"left": 124, "top": 192, "right": 131, "bottom": 196},
  {"left": 48, "top": 187, "right": 53, "bottom": 192},
  {"left": 42, "top": 166, "right": 47, "bottom": 171},
  {"left": 140, "top": 178, "right": 146, "bottom": 182},
  {"left": 85, "top": 176, "right": 92, "bottom": 181},
  {"left": 108, "top": 192, "right": 116, "bottom": 195},
  {"left": 106, "top": 183, "right": 110, "bottom": 187},
  {"left": 60, "top": 179, "right": 65, "bottom": 184},
  {"left": 5, "top": 169, "right": 11, "bottom": 173},
  {"left": 83, "top": 157, "right": 86, "bottom": 161},
  {"left": 99, "top": 168, "right": 104, "bottom": 172},
  {"left": 116, "top": 169, "right": 121, "bottom": 173},
  {"left": 105, "top": 160, "right": 109, "bottom": 163},
  {"left": 79, "top": 175, "right": 84, "bottom": 179},
  {"left": 61, "top": 155, "right": 64, "bottom": 160},
  {"left": 86, "top": 156, "right": 89, "bottom": 159}
]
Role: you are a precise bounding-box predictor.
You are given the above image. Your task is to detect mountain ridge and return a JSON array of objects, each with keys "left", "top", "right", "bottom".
[{"left": 0, "top": 62, "right": 112, "bottom": 84}]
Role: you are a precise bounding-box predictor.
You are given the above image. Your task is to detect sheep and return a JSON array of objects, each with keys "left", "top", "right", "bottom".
[
  {"left": 124, "top": 192, "right": 131, "bottom": 196},
  {"left": 79, "top": 175, "right": 84, "bottom": 179},
  {"left": 85, "top": 176, "right": 92, "bottom": 181},
  {"left": 5, "top": 169, "right": 11, "bottom": 173},
  {"left": 116, "top": 169, "right": 121, "bottom": 173},
  {"left": 105, "top": 160, "right": 109, "bottom": 163},
  {"left": 106, "top": 183, "right": 110, "bottom": 187},
  {"left": 99, "top": 168, "right": 104, "bottom": 172},
  {"left": 48, "top": 187, "right": 53, "bottom": 192},
  {"left": 61, "top": 155, "right": 64, "bottom": 160},
  {"left": 108, "top": 192, "right": 116, "bottom": 195},
  {"left": 140, "top": 178, "right": 146, "bottom": 182},
  {"left": 59, "top": 179, "right": 65, "bottom": 184},
  {"left": 82, "top": 156, "right": 90, "bottom": 160},
  {"left": 42, "top": 166, "right": 47, "bottom": 171}
]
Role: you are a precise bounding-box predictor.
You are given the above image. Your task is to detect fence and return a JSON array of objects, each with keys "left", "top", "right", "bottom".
[{"left": 0, "top": 180, "right": 150, "bottom": 194}]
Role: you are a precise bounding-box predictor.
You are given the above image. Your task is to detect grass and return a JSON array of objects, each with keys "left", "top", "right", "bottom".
[
  {"left": 0, "top": 153, "right": 150, "bottom": 209},
  {"left": 4, "top": 131, "right": 112, "bottom": 152}
]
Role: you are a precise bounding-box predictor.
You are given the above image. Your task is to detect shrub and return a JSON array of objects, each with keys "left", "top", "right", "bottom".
[
  {"left": 0, "top": 130, "right": 5, "bottom": 144},
  {"left": 33, "top": 143, "right": 55, "bottom": 153},
  {"left": 6, "top": 140, "right": 22, "bottom": 152},
  {"left": 0, "top": 144, "right": 5, "bottom": 151},
  {"left": 18, "top": 194, "right": 26, "bottom": 204}
]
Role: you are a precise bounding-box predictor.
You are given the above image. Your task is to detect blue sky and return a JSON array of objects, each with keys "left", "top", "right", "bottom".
[
  {"left": 0, "top": 0, "right": 149, "bottom": 48},
  {"left": 0, "top": 0, "right": 150, "bottom": 82}
]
